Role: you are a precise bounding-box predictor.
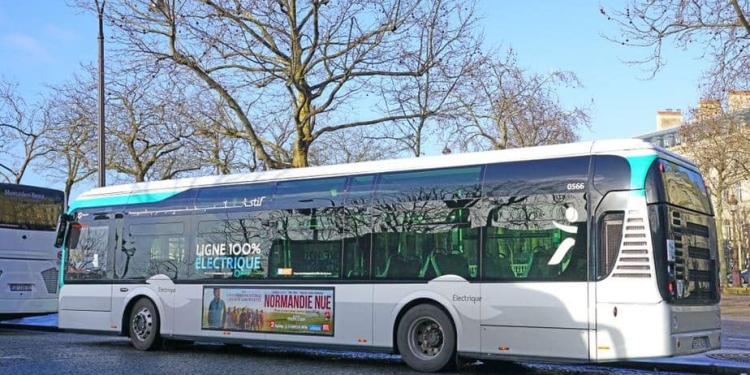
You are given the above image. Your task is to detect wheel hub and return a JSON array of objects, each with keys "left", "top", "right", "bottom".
[
  {"left": 410, "top": 318, "right": 444, "bottom": 359},
  {"left": 422, "top": 326, "right": 442, "bottom": 347},
  {"left": 132, "top": 307, "right": 153, "bottom": 340}
]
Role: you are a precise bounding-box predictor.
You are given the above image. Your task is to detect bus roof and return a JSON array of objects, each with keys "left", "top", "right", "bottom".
[{"left": 74, "top": 138, "right": 694, "bottom": 202}]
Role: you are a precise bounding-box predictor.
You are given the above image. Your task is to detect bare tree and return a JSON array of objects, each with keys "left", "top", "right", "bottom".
[
  {"left": 601, "top": 0, "right": 750, "bottom": 88},
  {"left": 35, "top": 73, "right": 99, "bottom": 199},
  {"left": 374, "top": 0, "right": 485, "bottom": 157},
  {"left": 449, "top": 50, "right": 591, "bottom": 152},
  {"left": 184, "top": 94, "right": 263, "bottom": 175},
  {"left": 308, "top": 126, "right": 402, "bottom": 166},
  {"left": 106, "top": 66, "right": 201, "bottom": 183},
  {"left": 0, "top": 77, "right": 54, "bottom": 184},
  {"left": 75, "top": 0, "right": 482, "bottom": 169},
  {"left": 189, "top": 130, "right": 259, "bottom": 175}
]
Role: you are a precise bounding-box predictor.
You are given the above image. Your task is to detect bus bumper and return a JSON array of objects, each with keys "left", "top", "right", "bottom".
[
  {"left": 0, "top": 297, "right": 57, "bottom": 316},
  {"left": 672, "top": 329, "right": 721, "bottom": 355}
]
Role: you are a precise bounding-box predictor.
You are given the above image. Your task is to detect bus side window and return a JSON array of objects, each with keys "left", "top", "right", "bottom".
[
  {"left": 484, "top": 193, "right": 587, "bottom": 282},
  {"left": 120, "top": 221, "right": 186, "bottom": 280}
]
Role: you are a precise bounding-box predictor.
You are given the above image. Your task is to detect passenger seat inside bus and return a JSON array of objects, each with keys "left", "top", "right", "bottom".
[
  {"left": 527, "top": 247, "right": 557, "bottom": 278},
  {"left": 380, "top": 253, "right": 422, "bottom": 278},
  {"left": 428, "top": 249, "right": 470, "bottom": 278},
  {"left": 483, "top": 254, "right": 514, "bottom": 278}
]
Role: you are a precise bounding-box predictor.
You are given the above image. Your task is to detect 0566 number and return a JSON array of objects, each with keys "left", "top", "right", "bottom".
[{"left": 566, "top": 182, "right": 585, "bottom": 191}]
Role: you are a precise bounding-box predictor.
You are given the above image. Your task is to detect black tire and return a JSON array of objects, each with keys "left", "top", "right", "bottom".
[
  {"left": 396, "top": 304, "right": 456, "bottom": 373},
  {"left": 129, "top": 298, "right": 163, "bottom": 351}
]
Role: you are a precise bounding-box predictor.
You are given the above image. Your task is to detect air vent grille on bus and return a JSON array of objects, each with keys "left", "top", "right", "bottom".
[
  {"left": 598, "top": 212, "right": 624, "bottom": 279},
  {"left": 41, "top": 268, "right": 59, "bottom": 294},
  {"left": 612, "top": 210, "right": 652, "bottom": 278},
  {"left": 671, "top": 212, "right": 686, "bottom": 281}
]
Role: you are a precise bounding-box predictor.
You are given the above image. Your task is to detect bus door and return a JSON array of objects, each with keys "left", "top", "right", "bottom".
[{"left": 58, "top": 211, "right": 117, "bottom": 330}]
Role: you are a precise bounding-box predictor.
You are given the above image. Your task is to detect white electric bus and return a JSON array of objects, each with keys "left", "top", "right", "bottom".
[
  {"left": 0, "top": 183, "right": 65, "bottom": 320},
  {"left": 55, "top": 139, "right": 720, "bottom": 372}
]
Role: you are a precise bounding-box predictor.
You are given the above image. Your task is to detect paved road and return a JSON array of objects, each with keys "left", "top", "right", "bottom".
[
  {"left": 0, "top": 327, "right": 729, "bottom": 375},
  {"left": 3, "top": 295, "right": 748, "bottom": 375},
  {"left": 7, "top": 296, "right": 750, "bottom": 375},
  {"left": 719, "top": 318, "right": 750, "bottom": 351},
  {"left": 4, "top": 331, "right": 405, "bottom": 375}
]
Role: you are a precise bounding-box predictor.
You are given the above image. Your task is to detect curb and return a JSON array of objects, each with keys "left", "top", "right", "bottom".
[{"left": 723, "top": 288, "right": 750, "bottom": 295}]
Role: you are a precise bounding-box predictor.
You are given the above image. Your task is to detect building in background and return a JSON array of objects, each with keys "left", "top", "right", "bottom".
[{"left": 636, "top": 91, "right": 750, "bottom": 282}]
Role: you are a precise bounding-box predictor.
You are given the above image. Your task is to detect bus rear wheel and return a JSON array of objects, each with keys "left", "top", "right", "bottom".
[
  {"left": 397, "top": 304, "right": 456, "bottom": 373},
  {"left": 129, "top": 298, "right": 162, "bottom": 351}
]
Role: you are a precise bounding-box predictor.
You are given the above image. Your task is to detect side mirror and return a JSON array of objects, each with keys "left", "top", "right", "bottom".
[
  {"left": 54, "top": 213, "right": 80, "bottom": 249},
  {"left": 66, "top": 223, "right": 82, "bottom": 249},
  {"left": 54, "top": 213, "right": 73, "bottom": 248}
]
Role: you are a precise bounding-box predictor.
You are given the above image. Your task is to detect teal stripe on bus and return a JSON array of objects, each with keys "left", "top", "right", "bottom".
[
  {"left": 626, "top": 154, "right": 657, "bottom": 194},
  {"left": 68, "top": 190, "right": 185, "bottom": 213}
]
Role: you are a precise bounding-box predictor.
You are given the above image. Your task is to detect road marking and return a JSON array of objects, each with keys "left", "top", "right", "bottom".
[{"left": 727, "top": 337, "right": 750, "bottom": 342}]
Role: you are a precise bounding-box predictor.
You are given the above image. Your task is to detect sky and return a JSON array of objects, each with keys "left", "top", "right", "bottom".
[{"left": 0, "top": 1, "right": 710, "bottom": 201}]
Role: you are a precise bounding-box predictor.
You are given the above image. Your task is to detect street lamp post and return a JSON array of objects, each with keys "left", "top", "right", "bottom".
[
  {"left": 728, "top": 193, "right": 742, "bottom": 287},
  {"left": 740, "top": 209, "right": 747, "bottom": 271},
  {"left": 744, "top": 223, "right": 750, "bottom": 270},
  {"left": 96, "top": 0, "right": 106, "bottom": 188},
  {"left": 739, "top": 210, "right": 745, "bottom": 272}
]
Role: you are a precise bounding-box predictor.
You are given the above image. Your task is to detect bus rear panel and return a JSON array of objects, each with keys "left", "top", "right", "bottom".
[
  {"left": 591, "top": 154, "right": 719, "bottom": 361},
  {"left": 0, "top": 184, "right": 64, "bottom": 320}
]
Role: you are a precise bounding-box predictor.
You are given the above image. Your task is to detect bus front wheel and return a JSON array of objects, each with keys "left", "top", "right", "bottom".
[
  {"left": 129, "top": 298, "right": 162, "bottom": 351},
  {"left": 397, "top": 304, "right": 456, "bottom": 372}
]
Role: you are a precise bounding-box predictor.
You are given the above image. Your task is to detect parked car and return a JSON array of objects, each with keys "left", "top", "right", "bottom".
[{"left": 726, "top": 269, "right": 749, "bottom": 284}]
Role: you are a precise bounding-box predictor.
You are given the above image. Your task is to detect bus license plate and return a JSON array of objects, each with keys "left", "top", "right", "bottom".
[
  {"left": 9, "top": 284, "right": 32, "bottom": 292},
  {"left": 691, "top": 337, "right": 709, "bottom": 350}
]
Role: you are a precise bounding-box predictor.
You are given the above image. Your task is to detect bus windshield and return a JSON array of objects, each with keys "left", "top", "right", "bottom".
[{"left": 0, "top": 185, "right": 65, "bottom": 231}]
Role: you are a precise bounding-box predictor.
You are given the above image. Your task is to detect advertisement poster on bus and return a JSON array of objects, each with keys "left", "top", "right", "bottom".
[{"left": 201, "top": 286, "right": 334, "bottom": 336}]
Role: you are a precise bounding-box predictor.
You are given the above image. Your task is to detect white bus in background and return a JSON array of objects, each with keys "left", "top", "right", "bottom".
[
  {"left": 0, "top": 183, "right": 65, "bottom": 320},
  {"left": 55, "top": 139, "right": 720, "bottom": 372}
]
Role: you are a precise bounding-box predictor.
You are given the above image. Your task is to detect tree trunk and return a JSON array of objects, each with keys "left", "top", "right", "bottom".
[{"left": 292, "top": 91, "right": 313, "bottom": 168}]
